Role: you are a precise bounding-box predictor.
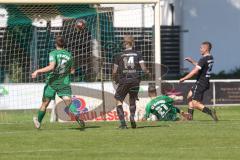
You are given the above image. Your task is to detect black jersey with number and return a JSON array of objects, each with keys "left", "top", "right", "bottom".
[
  {"left": 196, "top": 55, "right": 214, "bottom": 85},
  {"left": 114, "top": 49, "right": 144, "bottom": 84}
]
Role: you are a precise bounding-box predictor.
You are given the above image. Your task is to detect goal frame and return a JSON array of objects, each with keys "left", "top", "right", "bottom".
[{"left": 0, "top": 0, "right": 161, "bottom": 93}]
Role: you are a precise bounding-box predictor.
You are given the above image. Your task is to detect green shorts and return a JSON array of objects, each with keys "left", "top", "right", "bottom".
[{"left": 42, "top": 84, "right": 72, "bottom": 101}]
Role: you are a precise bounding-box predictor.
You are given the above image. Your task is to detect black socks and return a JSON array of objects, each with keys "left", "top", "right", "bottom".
[
  {"left": 129, "top": 105, "right": 136, "bottom": 121},
  {"left": 188, "top": 108, "right": 194, "bottom": 120},
  {"left": 202, "top": 107, "right": 212, "bottom": 116},
  {"left": 116, "top": 105, "right": 126, "bottom": 126}
]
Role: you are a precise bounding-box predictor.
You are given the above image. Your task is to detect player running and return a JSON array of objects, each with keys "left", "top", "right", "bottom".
[
  {"left": 32, "top": 36, "right": 85, "bottom": 129},
  {"left": 142, "top": 85, "right": 191, "bottom": 121},
  {"left": 179, "top": 41, "right": 218, "bottom": 121},
  {"left": 112, "top": 35, "right": 150, "bottom": 129}
]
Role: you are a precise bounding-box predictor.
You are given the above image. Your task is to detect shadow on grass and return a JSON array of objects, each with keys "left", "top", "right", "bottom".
[
  {"left": 68, "top": 125, "right": 101, "bottom": 131},
  {"left": 137, "top": 124, "right": 171, "bottom": 129}
]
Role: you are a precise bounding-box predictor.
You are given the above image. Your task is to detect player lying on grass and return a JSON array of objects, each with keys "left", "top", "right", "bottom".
[
  {"left": 142, "top": 85, "right": 191, "bottom": 121},
  {"left": 31, "top": 36, "right": 85, "bottom": 129}
]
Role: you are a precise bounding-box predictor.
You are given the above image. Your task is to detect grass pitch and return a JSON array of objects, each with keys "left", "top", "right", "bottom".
[{"left": 0, "top": 106, "right": 240, "bottom": 160}]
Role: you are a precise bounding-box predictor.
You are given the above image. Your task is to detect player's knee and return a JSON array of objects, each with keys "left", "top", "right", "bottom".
[
  {"left": 41, "top": 99, "right": 50, "bottom": 110},
  {"left": 129, "top": 96, "right": 136, "bottom": 106},
  {"left": 129, "top": 105, "right": 136, "bottom": 114},
  {"left": 187, "top": 96, "right": 192, "bottom": 103},
  {"left": 187, "top": 91, "right": 192, "bottom": 99},
  {"left": 116, "top": 100, "right": 123, "bottom": 106},
  {"left": 192, "top": 100, "right": 200, "bottom": 108}
]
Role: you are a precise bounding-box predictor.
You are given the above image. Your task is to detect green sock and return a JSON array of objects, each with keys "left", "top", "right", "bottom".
[{"left": 38, "top": 110, "right": 46, "bottom": 123}]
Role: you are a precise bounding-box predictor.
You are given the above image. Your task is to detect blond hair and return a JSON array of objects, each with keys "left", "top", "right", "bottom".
[{"left": 123, "top": 35, "right": 134, "bottom": 48}]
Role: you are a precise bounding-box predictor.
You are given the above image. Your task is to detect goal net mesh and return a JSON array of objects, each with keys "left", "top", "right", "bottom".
[{"left": 0, "top": 4, "right": 156, "bottom": 121}]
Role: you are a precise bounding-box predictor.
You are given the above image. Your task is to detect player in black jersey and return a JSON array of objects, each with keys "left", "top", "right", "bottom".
[
  {"left": 179, "top": 41, "right": 218, "bottom": 121},
  {"left": 112, "top": 35, "right": 150, "bottom": 129}
]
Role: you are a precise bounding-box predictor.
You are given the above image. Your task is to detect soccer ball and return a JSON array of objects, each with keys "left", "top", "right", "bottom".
[{"left": 75, "top": 19, "right": 86, "bottom": 31}]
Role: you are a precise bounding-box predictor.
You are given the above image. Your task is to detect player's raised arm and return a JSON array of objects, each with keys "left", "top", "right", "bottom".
[
  {"left": 70, "top": 68, "right": 75, "bottom": 74},
  {"left": 184, "top": 57, "right": 197, "bottom": 66},
  {"left": 179, "top": 66, "right": 199, "bottom": 83},
  {"left": 32, "top": 62, "right": 56, "bottom": 79},
  {"left": 70, "top": 59, "right": 75, "bottom": 74},
  {"left": 142, "top": 103, "right": 151, "bottom": 121},
  {"left": 140, "top": 62, "right": 150, "bottom": 74},
  {"left": 180, "top": 55, "right": 207, "bottom": 83},
  {"left": 112, "top": 54, "right": 119, "bottom": 83},
  {"left": 138, "top": 53, "right": 150, "bottom": 76}
]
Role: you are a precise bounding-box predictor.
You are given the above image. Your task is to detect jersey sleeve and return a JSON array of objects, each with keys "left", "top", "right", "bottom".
[
  {"left": 49, "top": 51, "right": 56, "bottom": 63},
  {"left": 196, "top": 57, "right": 206, "bottom": 70},
  {"left": 144, "top": 102, "right": 152, "bottom": 119},
  {"left": 138, "top": 52, "right": 144, "bottom": 64},
  {"left": 159, "top": 95, "right": 174, "bottom": 104},
  {"left": 165, "top": 96, "right": 174, "bottom": 104}
]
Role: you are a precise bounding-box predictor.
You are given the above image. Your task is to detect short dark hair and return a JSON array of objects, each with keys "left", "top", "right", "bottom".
[
  {"left": 202, "top": 41, "right": 212, "bottom": 51},
  {"left": 56, "top": 36, "right": 65, "bottom": 48}
]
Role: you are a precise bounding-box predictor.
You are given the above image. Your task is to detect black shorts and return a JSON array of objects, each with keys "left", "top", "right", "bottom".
[
  {"left": 114, "top": 82, "right": 140, "bottom": 102},
  {"left": 191, "top": 82, "right": 209, "bottom": 102}
]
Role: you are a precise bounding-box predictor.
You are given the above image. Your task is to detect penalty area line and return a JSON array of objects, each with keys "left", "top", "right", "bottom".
[
  {"left": 0, "top": 148, "right": 83, "bottom": 154},
  {"left": 179, "top": 146, "right": 240, "bottom": 150}
]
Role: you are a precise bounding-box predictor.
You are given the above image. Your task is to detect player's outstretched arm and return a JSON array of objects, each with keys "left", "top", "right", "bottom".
[
  {"left": 184, "top": 57, "right": 197, "bottom": 66},
  {"left": 70, "top": 68, "right": 75, "bottom": 74},
  {"left": 140, "top": 63, "right": 151, "bottom": 79},
  {"left": 179, "top": 67, "right": 199, "bottom": 83},
  {"left": 140, "top": 63, "right": 149, "bottom": 74},
  {"left": 142, "top": 103, "right": 151, "bottom": 121},
  {"left": 32, "top": 62, "right": 55, "bottom": 78},
  {"left": 112, "top": 64, "right": 118, "bottom": 83}
]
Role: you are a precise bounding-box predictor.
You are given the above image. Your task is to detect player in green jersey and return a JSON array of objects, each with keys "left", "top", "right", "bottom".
[
  {"left": 142, "top": 85, "right": 191, "bottom": 121},
  {"left": 32, "top": 36, "right": 84, "bottom": 129}
]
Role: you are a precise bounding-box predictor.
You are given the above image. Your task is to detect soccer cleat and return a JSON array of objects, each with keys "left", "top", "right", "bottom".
[
  {"left": 33, "top": 117, "right": 41, "bottom": 129},
  {"left": 130, "top": 116, "right": 137, "bottom": 129},
  {"left": 130, "top": 121, "right": 137, "bottom": 129},
  {"left": 119, "top": 125, "right": 128, "bottom": 129},
  {"left": 76, "top": 118, "right": 85, "bottom": 128},
  {"left": 130, "top": 118, "right": 137, "bottom": 129},
  {"left": 211, "top": 109, "right": 218, "bottom": 122}
]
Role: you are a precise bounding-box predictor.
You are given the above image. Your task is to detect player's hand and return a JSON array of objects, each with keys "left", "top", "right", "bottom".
[
  {"left": 112, "top": 74, "right": 119, "bottom": 84},
  {"left": 184, "top": 57, "right": 193, "bottom": 63},
  {"left": 179, "top": 78, "right": 185, "bottom": 83},
  {"left": 70, "top": 68, "right": 75, "bottom": 74},
  {"left": 146, "top": 71, "right": 151, "bottom": 78},
  {"left": 31, "top": 71, "right": 38, "bottom": 79},
  {"left": 144, "top": 71, "right": 151, "bottom": 79},
  {"left": 141, "top": 117, "right": 147, "bottom": 121}
]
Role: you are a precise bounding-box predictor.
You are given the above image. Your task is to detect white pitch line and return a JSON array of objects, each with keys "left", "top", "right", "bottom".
[
  {"left": 1, "top": 146, "right": 240, "bottom": 154},
  {"left": 0, "top": 148, "right": 83, "bottom": 154},
  {"left": 179, "top": 146, "right": 240, "bottom": 150},
  {"left": 0, "top": 121, "right": 32, "bottom": 125},
  {"left": 0, "top": 131, "right": 36, "bottom": 135}
]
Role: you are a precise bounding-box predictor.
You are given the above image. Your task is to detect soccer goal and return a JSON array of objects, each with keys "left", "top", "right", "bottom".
[{"left": 0, "top": 0, "right": 161, "bottom": 122}]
